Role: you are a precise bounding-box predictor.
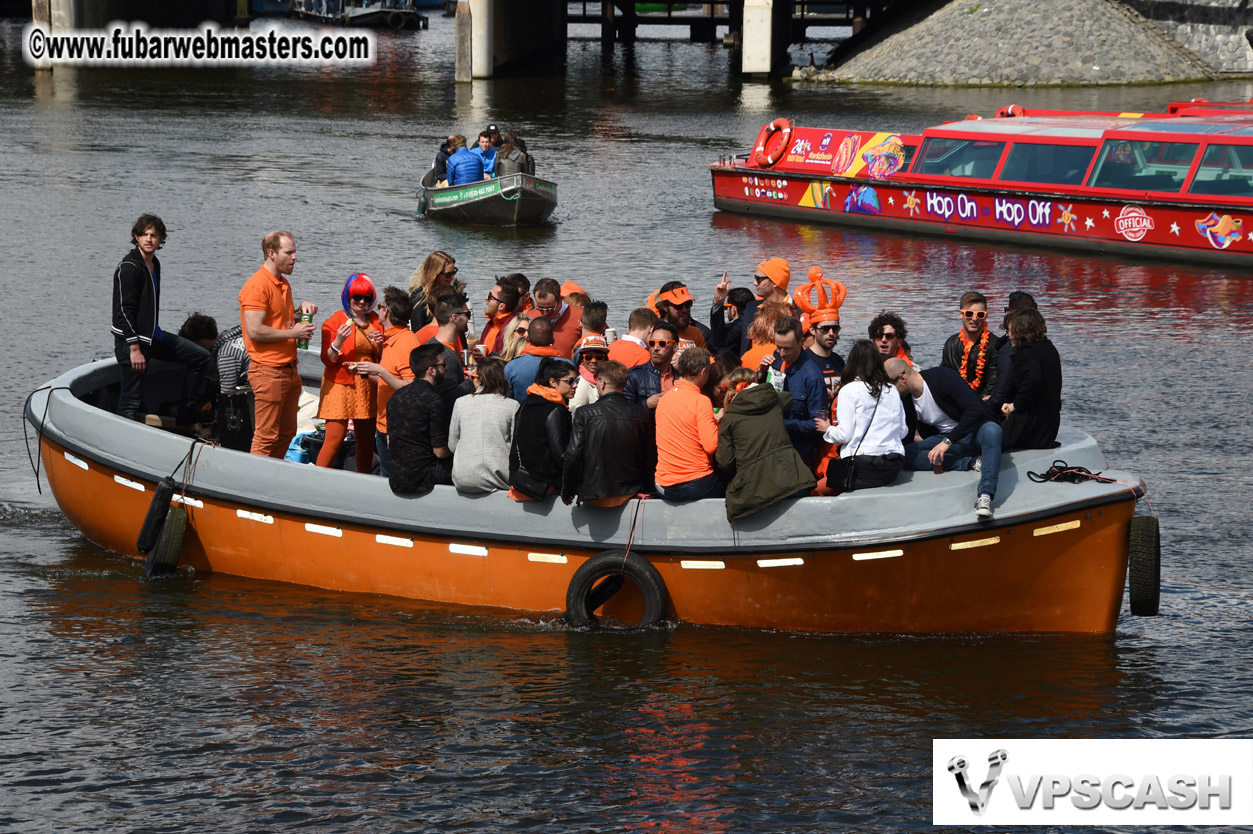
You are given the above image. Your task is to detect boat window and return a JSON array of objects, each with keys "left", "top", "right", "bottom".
[
  {"left": 914, "top": 138, "right": 1006, "bottom": 179},
  {"left": 1087, "top": 139, "right": 1197, "bottom": 192},
  {"left": 998, "top": 143, "right": 1095, "bottom": 185},
  {"left": 1188, "top": 144, "right": 1253, "bottom": 197}
]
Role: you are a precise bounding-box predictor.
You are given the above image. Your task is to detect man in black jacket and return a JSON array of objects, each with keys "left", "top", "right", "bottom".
[
  {"left": 111, "top": 213, "right": 210, "bottom": 423},
  {"left": 888, "top": 359, "right": 1004, "bottom": 520},
  {"left": 387, "top": 344, "right": 453, "bottom": 496},
  {"left": 509, "top": 357, "right": 576, "bottom": 501},
  {"left": 561, "top": 361, "right": 655, "bottom": 506}
]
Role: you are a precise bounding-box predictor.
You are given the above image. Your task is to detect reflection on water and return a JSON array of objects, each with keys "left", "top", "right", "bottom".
[{"left": 2, "top": 12, "right": 1253, "bottom": 833}]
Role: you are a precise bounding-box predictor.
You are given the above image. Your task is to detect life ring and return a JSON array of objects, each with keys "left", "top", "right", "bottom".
[
  {"left": 752, "top": 118, "right": 793, "bottom": 168},
  {"left": 564, "top": 550, "right": 669, "bottom": 629},
  {"left": 996, "top": 103, "right": 1025, "bottom": 118},
  {"left": 1127, "top": 515, "right": 1160, "bottom": 616},
  {"left": 387, "top": 11, "right": 405, "bottom": 29}
]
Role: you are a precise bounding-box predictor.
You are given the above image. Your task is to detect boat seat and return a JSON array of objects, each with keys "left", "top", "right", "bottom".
[{"left": 1189, "top": 177, "right": 1253, "bottom": 196}]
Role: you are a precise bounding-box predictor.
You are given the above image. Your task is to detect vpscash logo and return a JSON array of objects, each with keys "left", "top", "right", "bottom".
[
  {"left": 947, "top": 749, "right": 1007, "bottom": 815},
  {"left": 933, "top": 739, "right": 1253, "bottom": 825}
]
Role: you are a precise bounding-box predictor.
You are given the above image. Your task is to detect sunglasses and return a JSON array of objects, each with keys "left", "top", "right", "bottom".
[
  {"left": 558, "top": 377, "right": 577, "bottom": 386},
  {"left": 647, "top": 339, "right": 676, "bottom": 348},
  {"left": 582, "top": 353, "right": 607, "bottom": 361},
  {"left": 441, "top": 266, "right": 459, "bottom": 276},
  {"left": 351, "top": 294, "right": 373, "bottom": 303},
  {"left": 486, "top": 292, "right": 501, "bottom": 303},
  {"left": 961, "top": 310, "right": 988, "bottom": 320},
  {"left": 874, "top": 330, "right": 899, "bottom": 340},
  {"left": 816, "top": 324, "right": 840, "bottom": 334},
  {"left": 452, "top": 310, "right": 471, "bottom": 318},
  {"left": 753, "top": 274, "right": 773, "bottom": 284}
]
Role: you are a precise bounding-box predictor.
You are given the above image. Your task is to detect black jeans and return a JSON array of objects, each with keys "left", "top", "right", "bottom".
[{"left": 114, "top": 333, "right": 211, "bottom": 420}]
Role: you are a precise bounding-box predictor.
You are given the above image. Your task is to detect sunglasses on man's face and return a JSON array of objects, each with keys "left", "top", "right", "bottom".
[
  {"left": 648, "top": 339, "right": 676, "bottom": 348},
  {"left": 961, "top": 310, "right": 988, "bottom": 320},
  {"left": 874, "top": 330, "right": 899, "bottom": 340},
  {"left": 816, "top": 324, "right": 840, "bottom": 334}
]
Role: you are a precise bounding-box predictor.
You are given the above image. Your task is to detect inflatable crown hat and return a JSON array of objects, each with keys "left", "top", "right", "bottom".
[{"left": 792, "top": 269, "right": 846, "bottom": 322}]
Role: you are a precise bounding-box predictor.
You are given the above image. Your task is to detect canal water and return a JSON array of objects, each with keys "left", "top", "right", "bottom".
[{"left": 2, "top": 12, "right": 1252, "bottom": 832}]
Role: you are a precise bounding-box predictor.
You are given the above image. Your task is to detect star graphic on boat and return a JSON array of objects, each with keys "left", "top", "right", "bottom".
[
  {"left": 1170, "top": 221, "right": 1180, "bottom": 235},
  {"left": 1102, "top": 209, "right": 1110, "bottom": 218},
  {"left": 1085, "top": 216, "right": 1094, "bottom": 230},
  {"left": 888, "top": 196, "right": 895, "bottom": 206}
]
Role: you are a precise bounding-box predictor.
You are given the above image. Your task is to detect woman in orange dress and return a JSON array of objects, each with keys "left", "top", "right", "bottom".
[{"left": 316, "top": 273, "right": 383, "bottom": 472}]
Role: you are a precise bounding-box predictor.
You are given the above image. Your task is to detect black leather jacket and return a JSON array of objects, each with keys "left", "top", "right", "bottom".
[
  {"left": 561, "top": 392, "right": 656, "bottom": 503},
  {"left": 509, "top": 393, "right": 571, "bottom": 496}
]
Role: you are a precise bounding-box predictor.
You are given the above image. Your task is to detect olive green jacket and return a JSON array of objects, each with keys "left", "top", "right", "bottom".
[{"left": 716, "top": 384, "right": 817, "bottom": 522}]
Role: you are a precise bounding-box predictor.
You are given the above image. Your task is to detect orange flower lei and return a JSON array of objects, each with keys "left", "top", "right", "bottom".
[{"left": 958, "top": 328, "right": 990, "bottom": 391}]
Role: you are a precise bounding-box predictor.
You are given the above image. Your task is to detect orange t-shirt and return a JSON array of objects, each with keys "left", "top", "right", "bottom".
[
  {"left": 550, "top": 304, "right": 584, "bottom": 359},
  {"left": 740, "top": 342, "right": 774, "bottom": 371},
  {"left": 376, "top": 326, "right": 421, "bottom": 434},
  {"left": 607, "top": 337, "right": 649, "bottom": 368},
  {"left": 238, "top": 266, "right": 296, "bottom": 367},
  {"left": 654, "top": 378, "right": 718, "bottom": 487},
  {"left": 414, "top": 322, "right": 466, "bottom": 352}
]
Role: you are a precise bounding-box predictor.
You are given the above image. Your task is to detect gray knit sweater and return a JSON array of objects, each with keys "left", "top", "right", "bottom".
[{"left": 447, "top": 393, "right": 520, "bottom": 494}]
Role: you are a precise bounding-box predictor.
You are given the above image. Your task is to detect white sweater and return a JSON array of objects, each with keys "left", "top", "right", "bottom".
[{"left": 822, "top": 380, "right": 907, "bottom": 457}]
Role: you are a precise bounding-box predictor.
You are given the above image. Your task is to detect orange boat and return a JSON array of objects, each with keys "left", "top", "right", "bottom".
[{"left": 26, "top": 357, "right": 1159, "bottom": 633}]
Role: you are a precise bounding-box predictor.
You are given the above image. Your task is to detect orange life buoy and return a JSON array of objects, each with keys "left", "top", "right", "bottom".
[{"left": 752, "top": 118, "right": 793, "bottom": 168}]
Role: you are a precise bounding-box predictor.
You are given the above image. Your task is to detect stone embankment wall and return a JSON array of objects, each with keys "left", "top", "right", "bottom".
[
  {"left": 796, "top": 0, "right": 1220, "bottom": 86},
  {"left": 1123, "top": 0, "right": 1253, "bottom": 73}
]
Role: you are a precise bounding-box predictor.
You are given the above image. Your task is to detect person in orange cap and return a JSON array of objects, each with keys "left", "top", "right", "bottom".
[
  {"left": 570, "top": 333, "right": 610, "bottom": 414},
  {"left": 711, "top": 257, "right": 791, "bottom": 357},
  {"left": 654, "top": 281, "right": 708, "bottom": 356},
  {"left": 560, "top": 279, "right": 587, "bottom": 299},
  {"left": 793, "top": 266, "right": 847, "bottom": 400}
]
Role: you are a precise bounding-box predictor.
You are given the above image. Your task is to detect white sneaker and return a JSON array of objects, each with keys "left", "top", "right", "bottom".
[
  {"left": 973, "top": 456, "right": 982, "bottom": 472},
  {"left": 974, "top": 494, "right": 993, "bottom": 519}
]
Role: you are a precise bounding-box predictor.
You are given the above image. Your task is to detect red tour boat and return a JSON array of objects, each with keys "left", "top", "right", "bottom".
[{"left": 711, "top": 100, "right": 1253, "bottom": 267}]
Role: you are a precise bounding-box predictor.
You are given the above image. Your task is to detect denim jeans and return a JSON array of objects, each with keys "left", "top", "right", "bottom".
[
  {"left": 375, "top": 430, "right": 390, "bottom": 477},
  {"left": 114, "top": 333, "right": 210, "bottom": 421},
  {"left": 904, "top": 420, "right": 1002, "bottom": 497},
  {"left": 656, "top": 471, "right": 723, "bottom": 502}
]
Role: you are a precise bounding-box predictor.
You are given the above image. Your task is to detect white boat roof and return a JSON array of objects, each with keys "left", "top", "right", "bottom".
[{"left": 929, "top": 114, "right": 1253, "bottom": 141}]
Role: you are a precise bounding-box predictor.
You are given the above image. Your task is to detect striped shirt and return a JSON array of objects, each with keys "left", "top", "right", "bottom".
[{"left": 212, "top": 325, "right": 251, "bottom": 394}]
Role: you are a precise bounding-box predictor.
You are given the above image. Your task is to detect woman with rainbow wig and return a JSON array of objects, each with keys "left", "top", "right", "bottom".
[{"left": 316, "top": 272, "right": 384, "bottom": 472}]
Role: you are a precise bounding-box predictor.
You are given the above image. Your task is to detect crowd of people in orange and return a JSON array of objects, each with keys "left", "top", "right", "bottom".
[{"left": 113, "top": 216, "right": 1063, "bottom": 522}]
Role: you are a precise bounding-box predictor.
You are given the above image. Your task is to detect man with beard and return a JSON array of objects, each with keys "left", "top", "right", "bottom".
[
  {"left": 387, "top": 344, "right": 454, "bottom": 496},
  {"left": 624, "top": 321, "right": 679, "bottom": 410},
  {"left": 792, "top": 267, "right": 846, "bottom": 404},
  {"left": 654, "top": 281, "right": 708, "bottom": 357}
]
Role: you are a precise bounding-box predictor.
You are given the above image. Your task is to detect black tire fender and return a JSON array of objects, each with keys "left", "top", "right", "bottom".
[
  {"left": 1128, "top": 515, "right": 1160, "bottom": 616},
  {"left": 387, "top": 11, "right": 405, "bottom": 29},
  {"left": 136, "top": 476, "right": 177, "bottom": 556},
  {"left": 564, "top": 550, "right": 669, "bottom": 629},
  {"left": 144, "top": 504, "right": 187, "bottom": 579}
]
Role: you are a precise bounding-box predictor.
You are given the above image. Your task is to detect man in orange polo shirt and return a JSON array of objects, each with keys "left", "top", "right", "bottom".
[
  {"left": 607, "top": 307, "right": 657, "bottom": 368},
  {"left": 531, "top": 277, "right": 583, "bottom": 358},
  {"left": 238, "top": 231, "right": 318, "bottom": 458},
  {"left": 351, "top": 286, "right": 421, "bottom": 477},
  {"left": 654, "top": 347, "right": 721, "bottom": 501}
]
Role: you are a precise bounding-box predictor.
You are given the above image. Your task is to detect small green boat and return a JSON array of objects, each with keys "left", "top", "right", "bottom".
[
  {"left": 417, "top": 171, "right": 558, "bottom": 226},
  {"left": 636, "top": 3, "right": 688, "bottom": 11}
]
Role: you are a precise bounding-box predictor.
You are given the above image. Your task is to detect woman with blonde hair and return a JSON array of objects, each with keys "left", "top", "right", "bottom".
[
  {"left": 407, "top": 250, "right": 465, "bottom": 332},
  {"left": 317, "top": 272, "right": 384, "bottom": 472},
  {"left": 716, "top": 367, "right": 815, "bottom": 521},
  {"left": 500, "top": 313, "right": 532, "bottom": 362},
  {"left": 740, "top": 301, "right": 791, "bottom": 370}
]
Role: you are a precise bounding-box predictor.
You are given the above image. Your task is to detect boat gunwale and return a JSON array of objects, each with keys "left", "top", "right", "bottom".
[{"left": 26, "top": 360, "right": 1146, "bottom": 557}]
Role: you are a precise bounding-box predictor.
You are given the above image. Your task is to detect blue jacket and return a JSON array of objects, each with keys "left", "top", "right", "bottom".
[
  {"left": 624, "top": 361, "right": 668, "bottom": 407},
  {"left": 447, "top": 147, "right": 484, "bottom": 186},
  {"left": 470, "top": 145, "right": 498, "bottom": 177},
  {"left": 506, "top": 353, "right": 573, "bottom": 403},
  {"left": 771, "top": 348, "right": 826, "bottom": 466}
]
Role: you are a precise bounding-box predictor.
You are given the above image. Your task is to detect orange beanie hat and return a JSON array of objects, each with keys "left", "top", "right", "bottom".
[{"left": 756, "top": 257, "right": 791, "bottom": 292}]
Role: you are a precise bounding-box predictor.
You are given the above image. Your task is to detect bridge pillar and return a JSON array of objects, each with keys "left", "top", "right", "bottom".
[
  {"left": 456, "top": 0, "right": 566, "bottom": 79},
  {"left": 741, "top": 0, "right": 788, "bottom": 76}
]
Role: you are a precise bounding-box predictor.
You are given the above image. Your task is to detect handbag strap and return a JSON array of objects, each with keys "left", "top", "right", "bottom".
[{"left": 849, "top": 387, "right": 882, "bottom": 458}]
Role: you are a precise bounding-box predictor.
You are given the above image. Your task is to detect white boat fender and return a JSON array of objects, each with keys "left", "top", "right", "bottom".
[{"left": 564, "top": 550, "right": 669, "bottom": 629}]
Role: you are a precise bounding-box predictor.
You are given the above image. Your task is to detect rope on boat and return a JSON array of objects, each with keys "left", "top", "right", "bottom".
[
  {"left": 1028, "top": 459, "right": 1157, "bottom": 518},
  {"left": 621, "top": 494, "right": 650, "bottom": 572},
  {"left": 22, "top": 385, "right": 73, "bottom": 495}
]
